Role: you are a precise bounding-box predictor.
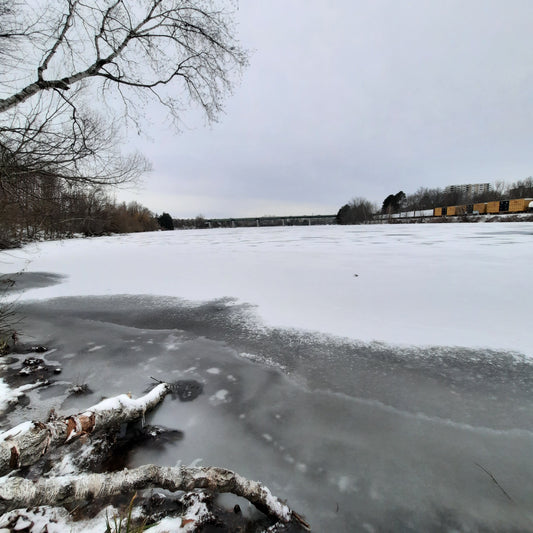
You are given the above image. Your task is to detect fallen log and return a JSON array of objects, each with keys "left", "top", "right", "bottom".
[
  {"left": 0, "top": 383, "right": 169, "bottom": 475},
  {"left": 0, "top": 464, "right": 310, "bottom": 530}
]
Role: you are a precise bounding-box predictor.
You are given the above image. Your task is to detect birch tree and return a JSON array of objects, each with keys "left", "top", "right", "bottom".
[{"left": 0, "top": 0, "right": 247, "bottom": 211}]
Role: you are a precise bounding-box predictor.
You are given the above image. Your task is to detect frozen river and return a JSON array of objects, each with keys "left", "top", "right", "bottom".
[{"left": 2, "top": 223, "right": 533, "bottom": 531}]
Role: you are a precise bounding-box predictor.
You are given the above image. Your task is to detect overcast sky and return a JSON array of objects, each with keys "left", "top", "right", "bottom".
[{"left": 117, "top": 0, "right": 533, "bottom": 218}]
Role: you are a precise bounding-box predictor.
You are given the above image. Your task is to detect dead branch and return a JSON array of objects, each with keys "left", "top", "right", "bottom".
[
  {"left": 0, "top": 464, "right": 310, "bottom": 530},
  {"left": 0, "top": 383, "right": 169, "bottom": 476},
  {"left": 475, "top": 462, "right": 514, "bottom": 503}
]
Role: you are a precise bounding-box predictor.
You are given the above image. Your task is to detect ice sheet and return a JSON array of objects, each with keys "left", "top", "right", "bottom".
[{"left": 3, "top": 223, "right": 532, "bottom": 355}]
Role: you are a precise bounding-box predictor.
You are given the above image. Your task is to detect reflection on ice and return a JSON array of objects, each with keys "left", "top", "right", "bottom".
[{"left": 3, "top": 294, "right": 532, "bottom": 532}]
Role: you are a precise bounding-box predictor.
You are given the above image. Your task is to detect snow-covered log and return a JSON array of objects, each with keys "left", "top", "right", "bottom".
[
  {"left": 0, "top": 384, "right": 169, "bottom": 475},
  {"left": 0, "top": 464, "right": 310, "bottom": 530}
]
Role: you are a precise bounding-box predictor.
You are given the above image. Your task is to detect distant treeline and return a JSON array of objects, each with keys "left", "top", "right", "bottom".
[
  {"left": 337, "top": 177, "right": 533, "bottom": 224},
  {"left": 173, "top": 216, "right": 210, "bottom": 229}
]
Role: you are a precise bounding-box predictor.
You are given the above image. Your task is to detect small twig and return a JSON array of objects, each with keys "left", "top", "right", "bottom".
[
  {"left": 475, "top": 462, "right": 514, "bottom": 503},
  {"left": 150, "top": 376, "right": 164, "bottom": 384}
]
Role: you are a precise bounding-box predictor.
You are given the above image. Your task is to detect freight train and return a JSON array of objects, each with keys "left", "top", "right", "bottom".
[
  {"left": 433, "top": 198, "right": 533, "bottom": 217},
  {"left": 374, "top": 198, "right": 533, "bottom": 221}
]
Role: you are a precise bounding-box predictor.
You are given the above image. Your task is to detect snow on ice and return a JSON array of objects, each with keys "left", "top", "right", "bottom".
[{"left": 3, "top": 223, "right": 532, "bottom": 356}]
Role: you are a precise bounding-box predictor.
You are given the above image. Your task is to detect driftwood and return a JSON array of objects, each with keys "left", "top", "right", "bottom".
[
  {"left": 0, "top": 383, "right": 310, "bottom": 530},
  {"left": 0, "top": 383, "right": 170, "bottom": 475},
  {"left": 0, "top": 464, "right": 309, "bottom": 529}
]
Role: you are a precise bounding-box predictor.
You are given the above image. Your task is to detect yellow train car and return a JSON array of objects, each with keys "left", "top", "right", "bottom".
[
  {"left": 410, "top": 197, "right": 530, "bottom": 220},
  {"left": 473, "top": 202, "right": 487, "bottom": 214},
  {"left": 486, "top": 201, "right": 500, "bottom": 214},
  {"left": 509, "top": 198, "right": 532, "bottom": 212}
]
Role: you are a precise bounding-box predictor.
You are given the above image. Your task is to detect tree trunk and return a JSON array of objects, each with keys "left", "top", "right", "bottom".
[
  {"left": 0, "top": 464, "right": 309, "bottom": 530},
  {"left": 0, "top": 383, "right": 169, "bottom": 475}
]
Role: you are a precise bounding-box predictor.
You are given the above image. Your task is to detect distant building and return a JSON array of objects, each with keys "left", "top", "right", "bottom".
[{"left": 444, "top": 183, "right": 491, "bottom": 195}]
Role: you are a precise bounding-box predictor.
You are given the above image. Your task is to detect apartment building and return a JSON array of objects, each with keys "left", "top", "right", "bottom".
[{"left": 444, "top": 183, "right": 491, "bottom": 195}]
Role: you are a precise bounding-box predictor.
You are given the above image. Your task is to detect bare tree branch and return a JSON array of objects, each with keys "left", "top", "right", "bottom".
[
  {"left": 0, "top": 0, "right": 247, "bottom": 118},
  {"left": 37, "top": 1, "right": 78, "bottom": 82}
]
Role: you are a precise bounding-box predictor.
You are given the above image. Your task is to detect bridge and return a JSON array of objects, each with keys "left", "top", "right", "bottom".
[{"left": 206, "top": 214, "right": 337, "bottom": 228}]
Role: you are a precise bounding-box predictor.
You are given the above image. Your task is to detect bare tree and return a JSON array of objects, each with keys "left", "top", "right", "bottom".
[
  {"left": 0, "top": 1, "right": 246, "bottom": 238},
  {"left": 507, "top": 176, "right": 533, "bottom": 198},
  {"left": 0, "top": 0, "right": 248, "bottom": 182},
  {"left": 1, "top": 95, "right": 149, "bottom": 187}
]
